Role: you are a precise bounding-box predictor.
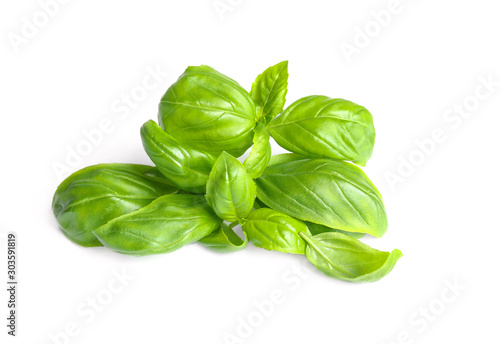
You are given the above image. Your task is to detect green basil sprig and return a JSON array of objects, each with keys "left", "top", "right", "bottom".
[
  {"left": 256, "top": 154, "right": 387, "bottom": 237},
  {"left": 267, "top": 96, "right": 375, "bottom": 166},
  {"left": 94, "top": 194, "right": 222, "bottom": 256},
  {"left": 242, "top": 208, "right": 311, "bottom": 254},
  {"left": 205, "top": 152, "right": 256, "bottom": 222},
  {"left": 141, "top": 120, "right": 217, "bottom": 193},
  {"left": 52, "top": 61, "right": 401, "bottom": 283},
  {"left": 159, "top": 65, "right": 257, "bottom": 157},
  {"left": 52, "top": 164, "right": 178, "bottom": 247},
  {"left": 299, "top": 232, "right": 402, "bottom": 283}
]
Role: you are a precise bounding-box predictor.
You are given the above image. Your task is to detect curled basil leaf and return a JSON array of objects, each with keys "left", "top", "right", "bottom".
[
  {"left": 243, "top": 122, "right": 272, "bottom": 179},
  {"left": 268, "top": 96, "right": 375, "bottom": 166},
  {"left": 52, "top": 164, "right": 178, "bottom": 247},
  {"left": 159, "top": 65, "right": 257, "bottom": 157},
  {"left": 250, "top": 61, "right": 288, "bottom": 124},
  {"left": 305, "top": 221, "right": 365, "bottom": 239},
  {"left": 299, "top": 232, "right": 402, "bottom": 283},
  {"left": 205, "top": 152, "right": 256, "bottom": 222},
  {"left": 199, "top": 223, "right": 247, "bottom": 253},
  {"left": 256, "top": 155, "right": 387, "bottom": 237},
  {"left": 242, "top": 208, "right": 311, "bottom": 254},
  {"left": 93, "top": 194, "right": 222, "bottom": 256},
  {"left": 141, "top": 120, "right": 217, "bottom": 194}
]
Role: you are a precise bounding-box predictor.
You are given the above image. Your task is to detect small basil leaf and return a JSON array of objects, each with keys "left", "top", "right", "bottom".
[
  {"left": 206, "top": 152, "right": 256, "bottom": 222},
  {"left": 93, "top": 194, "right": 222, "bottom": 256},
  {"left": 268, "top": 96, "right": 375, "bottom": 166},
  {"left": 199, "top": 223, "right": 247, "bottom": 253},
  {"left": 305, "top": 221, "right": 365, "bottom": 239},
  {"left": 52, "top": 164, "right": 178, "bottom": 247},
  {"left": 242, "top": 208, "right": 311, "bottom": 254},
  {"left": 256, "top": 155, "right": 387, "bottom": 237},
  {"left": 250, "top": 61, "right": 288, "bottom": 124},
  {"left": 141, "top": 120, "right": 217, "bottom": 194},
  {"left": 299, "top": 232, "right": 402, "bottom": 283},
  {"left": 159, "top": 65, "right": 257, "bottom": 157},
  {"left": 243, "top": 122, "right": 272, "bottom": 179}
]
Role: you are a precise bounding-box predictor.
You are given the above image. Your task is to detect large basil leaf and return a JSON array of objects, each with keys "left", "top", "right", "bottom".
[
  {"left": 267, "top": 96, "right": 375, "bottom": 166},
  {"left": 199, "top": 223, "right": 247, "bottom": 253},
  {"left": 250, "top": 61, "right": 288, "bottom": 124},
  {"left": 205, "top": 152, "right": 256, "bottom": 222},
  {"left": 242, "top": 208, "right": 311, "bottom": 254},
  {"left": 141, "top": 120, "right": 217, "bottom": 194},
  {"left": 159, "top": 65, "right": 257, "bottom": 157},
  {"left": 255, "top": 155, "right": 387, "bottom": 237},
  {"left": 93, "top": 194, "right": 222, "bottom": 256},
  {"left": 52, "top": 164, "right": 178, "bottom": 247},
  {"left": 243, "top": 122, "right": 271, "bottom": 179},
  {"left": 299, "top": 232, "right": 402, "bottom": 283}
]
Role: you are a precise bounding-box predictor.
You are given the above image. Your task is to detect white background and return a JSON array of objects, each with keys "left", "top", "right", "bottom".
[{"left": 1, "top": 0, "right": 499, "bottom": 343}]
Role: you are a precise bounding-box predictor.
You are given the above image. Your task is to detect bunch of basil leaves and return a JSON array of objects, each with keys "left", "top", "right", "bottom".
[{"left": 52, "top": 61, "right": 402, "bottom": 283}]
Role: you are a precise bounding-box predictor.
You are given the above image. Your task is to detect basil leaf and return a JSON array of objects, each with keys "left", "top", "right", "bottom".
[
  {"left": 52, "top": 164, "right": 178, "bottom": 247},
  {"left": 305, "top": 221, "right": 365, "bottom": 239},
  {"left": 299, "top": 232, "right": 402, "bottom": 283},
  {"left": 242, "top": 208, "right": 311, "bottom": 254},
  {"left": 243, "top": 122, "right": 272, "bottom": 179},
  {"left": 141, "top": 120, "right": 217, "bottom": 194},
  {"left": 256, "top": 155, "right": 387, "bottom": 237},
  {"left": 205, "top": 152, "right": 256, "bottom": 221},
  {"left": 159, "top": 65, "right": 257, "bottom": 157},
  {"left": 93, "top": 194, "right": 222, "bottom": 256},
  {"left": 250, "top": 61, "right": 288, "bottom": 124},
  {"left": 268, "top": 96, "right": 375, "bottom": 166},
  {"left": 199, "top": 223, "right": 247, "bottom": 253}
]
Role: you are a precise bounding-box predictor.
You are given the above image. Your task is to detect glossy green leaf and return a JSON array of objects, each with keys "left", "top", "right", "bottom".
[
  {"left": 268, "top": 96, "right": 375, "bottom": 166},
  {"left": 141, "top": 120, "right": 217, "bottom": 193},
  {"left": 159, "top": 65, "right": 257, "bottom": 157},
  {"left": 250, "top": 61, "right": 288, "bottom": 124},
  {"left": 199, "top": 223, "right": 247, "bottom": 253},
  {"left": 52, "top": 164, "right": 178, "bottom": 247},
  {"left": 299, "top": 232, "right": 402, "bottom": 282},
  {"left": 305, "top": 221, "right": 365, "bottom": 239},
  {"left": 93, "top": 194, "right": 222, "bottom": 256},
  {"left": 243, "top": 122, "right": 272, "bottom": 179},
  {"left": 242, "top": 208, "right": 311, "bottom": 254},
  {"left": 206, "top": 152, "right": 256, "bottom": 222},
  {"left": 256, "top": 155, "right": 387, "bottom": 237}
]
